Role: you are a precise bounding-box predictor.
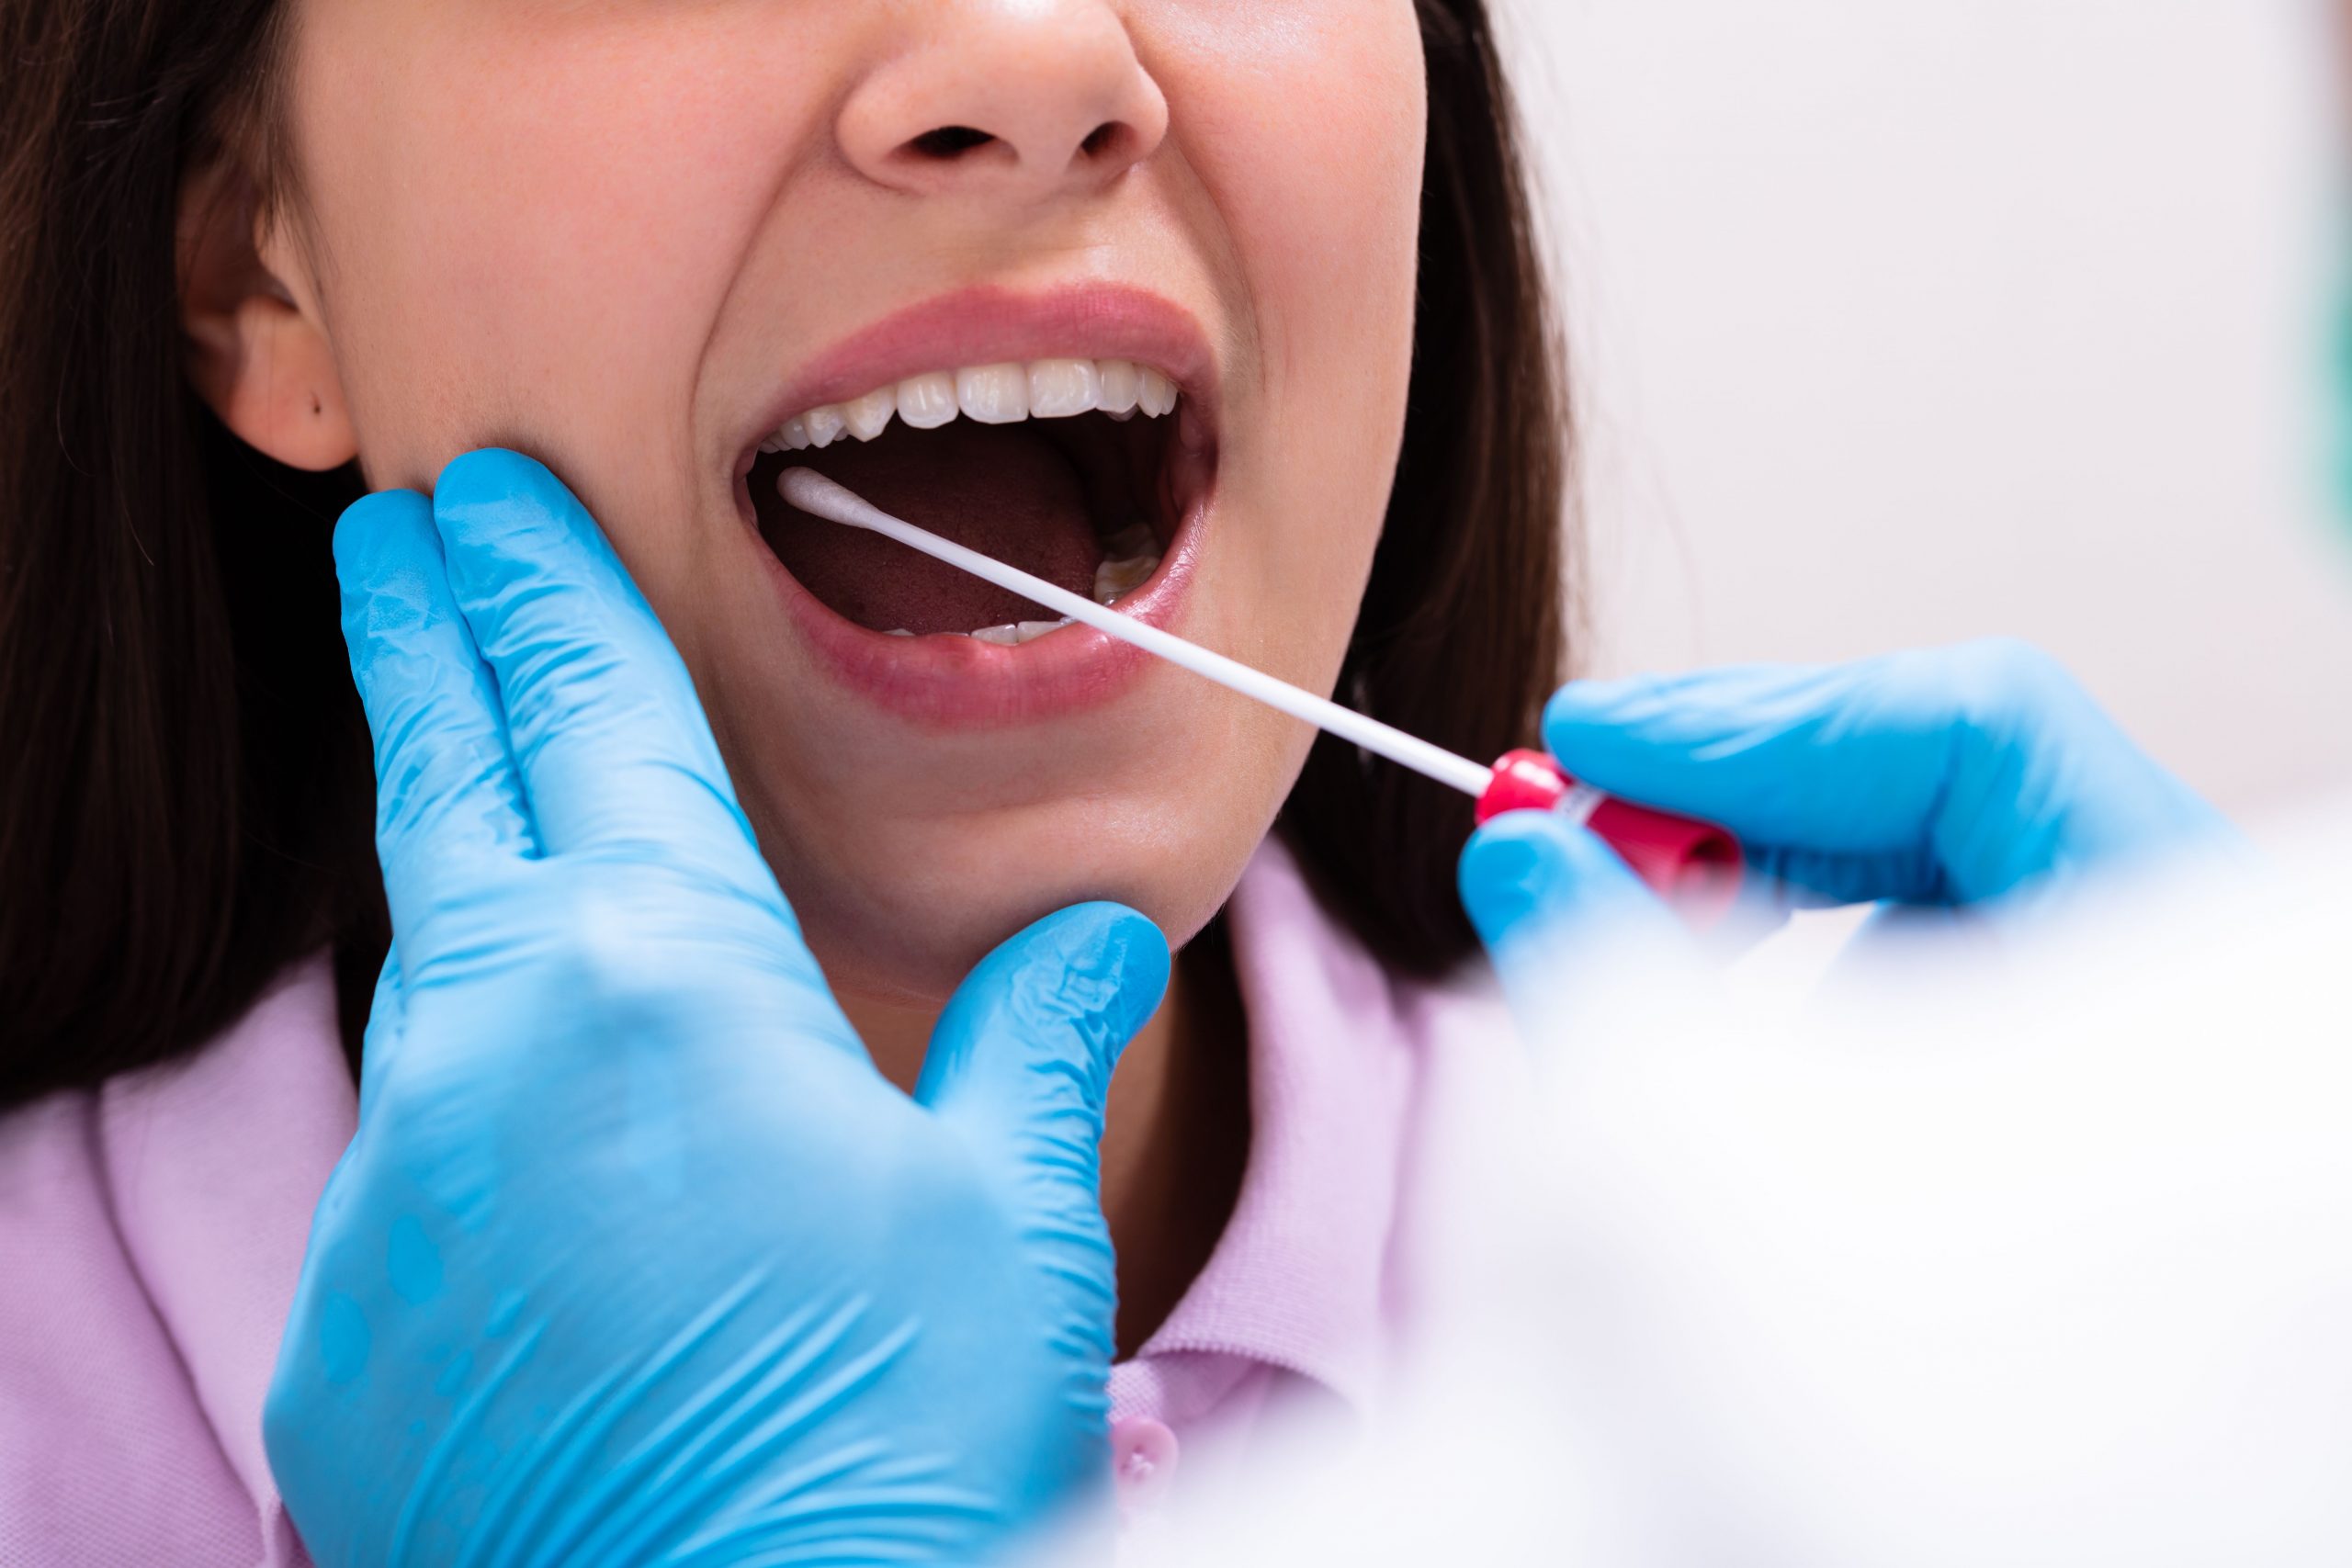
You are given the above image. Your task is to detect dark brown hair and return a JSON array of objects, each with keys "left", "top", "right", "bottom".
[
  {"left": 1283, "top": 1, "right": 1571, "bottom": 976},
  {"left": 0, "top": 0, "right": 1569, "bottom": 1109}
]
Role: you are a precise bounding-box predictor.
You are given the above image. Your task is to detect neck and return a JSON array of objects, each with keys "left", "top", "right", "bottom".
[{"left": 836, "top": 931, "right": 1250, "bottom": 1359}]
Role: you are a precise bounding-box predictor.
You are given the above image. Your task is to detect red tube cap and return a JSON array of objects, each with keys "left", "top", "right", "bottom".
[{"left": 1476, "top": 749, "right": 1745, "bottom": 925}]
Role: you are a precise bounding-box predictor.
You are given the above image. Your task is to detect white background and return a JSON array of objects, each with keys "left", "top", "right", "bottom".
[{"left": 1507, "top": 0, "right": 2352, "bottom": 817}]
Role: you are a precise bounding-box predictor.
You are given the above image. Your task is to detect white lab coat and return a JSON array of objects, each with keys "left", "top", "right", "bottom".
[{"left": 1063, "top": 805, "right": 2352, "bottom": 1566}]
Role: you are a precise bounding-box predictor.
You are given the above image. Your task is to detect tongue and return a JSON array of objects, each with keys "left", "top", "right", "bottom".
[{"left": 766, "top": 421, "right": 1102, "bottom": 635}]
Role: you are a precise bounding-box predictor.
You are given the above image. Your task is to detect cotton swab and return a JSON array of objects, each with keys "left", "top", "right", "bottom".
[
  {"left": 775, "top": 467, "right": 1743, "bottom": 916},
  {"left": 780, "top": 468, "right": 1493, "bottom": 796}
]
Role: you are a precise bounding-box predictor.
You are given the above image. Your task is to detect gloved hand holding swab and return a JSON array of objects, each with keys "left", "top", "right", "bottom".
[{"left": 778, "top": 467, "right": 1743, "bottom": 919}]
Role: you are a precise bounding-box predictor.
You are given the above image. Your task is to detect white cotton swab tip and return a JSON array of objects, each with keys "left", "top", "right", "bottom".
[{"left": 775, "top": 468, "right": 1497, "bottom": 799}]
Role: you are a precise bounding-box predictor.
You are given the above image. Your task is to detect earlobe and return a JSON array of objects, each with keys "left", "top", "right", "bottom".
[{"left": 178, "top": 158, "right": 358, "bottom": 473}]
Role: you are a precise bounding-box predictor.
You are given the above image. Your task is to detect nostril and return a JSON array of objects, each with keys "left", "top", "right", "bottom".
[
  {"left": 907, "top": 125, "right": 996, "bottom": 160},
  {"left": 1080, "top": 123, "right": 1120, "bottom": 159}
]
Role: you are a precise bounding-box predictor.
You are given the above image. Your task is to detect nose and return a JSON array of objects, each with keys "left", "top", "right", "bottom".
[{"left": 837, "top": 1, "right": 1169, "bottom": 204}]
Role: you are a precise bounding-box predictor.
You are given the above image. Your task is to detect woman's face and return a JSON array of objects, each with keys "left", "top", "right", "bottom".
[{"left": 271, "top": 0, "right": 1428, "bottom": 1001}]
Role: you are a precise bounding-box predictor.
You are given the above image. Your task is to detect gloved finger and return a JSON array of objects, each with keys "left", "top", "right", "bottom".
[
  {"left": 1459, "top": 810, "right": 1688, "bottom": 1048},
  {"left": 915, "top": 903, "right": 1170, "bottom": 1330},
  {"left": 334, "top": 489, "right": 535, "bottom": 936},
  {"left": 429, "top": 449, "right": 772, "bottom": 890},
  {"left": 1745, "top": 841, "right": 1950, "bottom": 908},
  {"left": 1548, "top": 642, "right": 2222, "bottom": 907},
  {"left": 1539, "top": 656, "right": 1960, "bottom": 863}
]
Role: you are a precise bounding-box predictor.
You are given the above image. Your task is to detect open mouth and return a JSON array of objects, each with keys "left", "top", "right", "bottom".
[{"left": 747, "top": 357, "right": 1213, "bottom": 646}]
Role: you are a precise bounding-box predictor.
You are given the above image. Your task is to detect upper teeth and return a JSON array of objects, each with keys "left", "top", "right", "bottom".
[{"left": 760, "top": 358, "right": 1179, "bottom": 453}]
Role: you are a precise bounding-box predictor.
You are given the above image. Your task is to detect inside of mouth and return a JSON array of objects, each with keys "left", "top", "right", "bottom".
[{"left": 752, "top": 409, "right": 1174, "bottom": 637}]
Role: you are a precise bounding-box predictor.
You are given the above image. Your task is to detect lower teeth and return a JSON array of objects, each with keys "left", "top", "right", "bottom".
[
  {"left": 883, "top": 615, "right": 1075, "bottom": 644},
  {"left": 1092, "top": 552, "right": 1159, "bottom": 605},
  {"left": 1091, "top": 523, "right": 1161, "bottom": 604},
  {"left": 877, "top": 525, "right": 1164, "bottom": 640}
]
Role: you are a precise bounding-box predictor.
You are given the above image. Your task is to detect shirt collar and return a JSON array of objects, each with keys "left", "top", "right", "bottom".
[
  {"left": 96, "top": 956, "right": 354, "bottom": 1564},
  {"left": 1124, "top": 835, "right": 1425, "bottom": 1419}
]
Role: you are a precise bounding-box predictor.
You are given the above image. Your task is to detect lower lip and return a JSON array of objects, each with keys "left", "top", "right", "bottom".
[{"left": 736, "top": 476, "right": 1210, "bottom": 729}]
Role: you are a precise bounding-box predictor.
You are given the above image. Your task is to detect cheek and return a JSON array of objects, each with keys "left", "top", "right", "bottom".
[
  {"left": 285, "top": 6, "right": 827, "bottom": 510},
  {"left": 1156, "top": 3, "right": 1427, "bottom": 678},
  {"left": 1189, "top": 5, "right": 1427, "bottom": 317}
]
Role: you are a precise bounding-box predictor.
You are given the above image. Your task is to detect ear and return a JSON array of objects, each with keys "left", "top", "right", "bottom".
[{"left": 178, "top": 154, "right": 358, "bottom": 472}]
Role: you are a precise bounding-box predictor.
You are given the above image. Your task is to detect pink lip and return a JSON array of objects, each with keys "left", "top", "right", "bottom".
[{"left": 731, "top": 284, "right": 1219, "bottom": 729}]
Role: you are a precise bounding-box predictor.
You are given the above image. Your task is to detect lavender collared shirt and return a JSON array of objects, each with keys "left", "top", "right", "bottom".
[{"left": 0, "top": 839, "right": 1515, "bottom": 1564}]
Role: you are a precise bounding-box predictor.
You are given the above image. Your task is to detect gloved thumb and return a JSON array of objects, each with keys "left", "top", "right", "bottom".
[
  {"left": 1460, "top": 811, "right": 1687, "bottom": 1046},
  {"left": 915, "top": 901, "right": 1171, "bottom": 1306}
]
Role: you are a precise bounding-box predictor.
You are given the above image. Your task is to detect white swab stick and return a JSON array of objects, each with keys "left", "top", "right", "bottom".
[{"left": 777, "top": 468, "right": 1497, "bottom": 798}]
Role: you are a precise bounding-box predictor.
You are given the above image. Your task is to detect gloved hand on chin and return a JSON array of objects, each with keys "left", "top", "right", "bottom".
[{"left": 264, "top": 450, "right": 1167, "bottom": 1566}]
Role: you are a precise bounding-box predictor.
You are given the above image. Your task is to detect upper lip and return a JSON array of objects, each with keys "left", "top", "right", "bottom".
[{"left": 732, "top": 282, "right": 1218, "bottom": 479}]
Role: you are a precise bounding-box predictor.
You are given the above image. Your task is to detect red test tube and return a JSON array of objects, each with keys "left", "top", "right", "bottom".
[{"left": 1475, "top": 749, "right": 1745, "bottom": 925}]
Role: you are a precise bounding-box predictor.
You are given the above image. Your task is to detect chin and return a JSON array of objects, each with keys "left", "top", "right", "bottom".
[{"left": 787, "top": 836, "right": 1243, "bottom": 1008}]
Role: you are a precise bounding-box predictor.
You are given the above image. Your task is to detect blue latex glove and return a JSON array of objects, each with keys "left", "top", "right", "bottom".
[
  {"left": 1459, "top": 639, "right": 2231, "bottom": 996},
  {"left": 263, "top": 451, "right": 1169, "bottom": 1566}
]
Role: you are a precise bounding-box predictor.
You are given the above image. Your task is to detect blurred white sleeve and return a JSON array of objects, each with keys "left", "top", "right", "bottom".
[{"left": 1086, "top": 807, "right": 2352, "bottom": 1567}]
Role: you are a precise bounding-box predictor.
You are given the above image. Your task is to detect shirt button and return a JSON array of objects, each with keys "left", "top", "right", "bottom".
[{"left": 1110, "top": 1416, "right": 1180, "bottom": 1502}]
